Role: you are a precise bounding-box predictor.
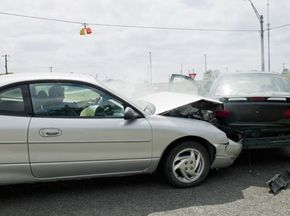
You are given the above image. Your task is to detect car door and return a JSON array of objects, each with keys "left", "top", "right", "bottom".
[
  {"left": 28, "top": 82, "right": 152, "bottom": 178},
  {"left": 0, "top": 85, "right": 32, "bottom": 183}
]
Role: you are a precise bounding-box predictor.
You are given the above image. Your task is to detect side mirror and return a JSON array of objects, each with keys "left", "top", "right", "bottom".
[{"left": 124, "top": 107, "right": 138, "bottom": 120}]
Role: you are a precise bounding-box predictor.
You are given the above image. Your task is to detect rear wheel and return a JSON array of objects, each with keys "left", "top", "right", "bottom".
[{"left": 163, "top": 141, "right": 210, "bottom": 188}]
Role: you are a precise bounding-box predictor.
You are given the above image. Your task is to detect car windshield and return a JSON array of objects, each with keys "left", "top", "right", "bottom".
[
  {"left": 210, "top": 73, "right": 290, "bottom": 97},
  {"left": 170, "top": 78, "right": 199, "bottom": 93}
]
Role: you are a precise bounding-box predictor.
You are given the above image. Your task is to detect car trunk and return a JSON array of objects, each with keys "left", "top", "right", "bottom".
[{"left": 215, "top": 97, "right": 290, "bottom": 148}]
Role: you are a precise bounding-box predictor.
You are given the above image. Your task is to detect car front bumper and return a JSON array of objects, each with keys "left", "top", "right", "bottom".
[{"left": 211, "top": 139, "right": 242, "bottom": 168}]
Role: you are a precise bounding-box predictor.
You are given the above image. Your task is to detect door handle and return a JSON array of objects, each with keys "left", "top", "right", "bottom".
[{"left": 39, "top": 128, "right": 62, "bottom": 137}]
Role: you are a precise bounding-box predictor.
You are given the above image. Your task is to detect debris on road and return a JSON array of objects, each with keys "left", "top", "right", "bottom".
[{"left": 267, "top": 170, "right": 290, "bottom": 194}]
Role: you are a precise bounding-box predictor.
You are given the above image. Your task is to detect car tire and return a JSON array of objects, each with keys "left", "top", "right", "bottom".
[{"left": 163, "top": 141, "right": 210, "bottom": 188}]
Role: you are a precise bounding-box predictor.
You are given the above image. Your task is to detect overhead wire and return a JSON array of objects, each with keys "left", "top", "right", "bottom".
[
  {"left": 270, "top": 23, "right": 290, "bottom": 30},
  {"left": 0, "top": 11, "right": 289, "bottom": 32},
  {"left": 0, "top": 11, "right": 258, "bottom": 32}
]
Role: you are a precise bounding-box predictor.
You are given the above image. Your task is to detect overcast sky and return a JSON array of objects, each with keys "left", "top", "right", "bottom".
[{"left": 0, "top": 0, "right": 290, "bottom": 82}]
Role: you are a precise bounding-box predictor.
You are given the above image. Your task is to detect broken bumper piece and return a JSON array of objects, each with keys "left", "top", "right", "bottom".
[{"left": 267, "top": 170, "right": 290, "bottom": 195}]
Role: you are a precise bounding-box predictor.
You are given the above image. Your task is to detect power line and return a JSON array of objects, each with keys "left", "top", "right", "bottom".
[
  {"left": 0, "top": 11, "right": 289, "bottom": 32},
  {"left": 0, "top": 11, "right": 82, "bottom": 25},
  {"left": 270, "top": 23, "right": 290, "bottom": 30},
  {"left": 0, "top": 11, "right": 259, "bottom": 32}
]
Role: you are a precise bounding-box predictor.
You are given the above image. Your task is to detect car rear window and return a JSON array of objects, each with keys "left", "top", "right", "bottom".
[{"left": 210, "top": 74, "right": 290, "bottom": 97}]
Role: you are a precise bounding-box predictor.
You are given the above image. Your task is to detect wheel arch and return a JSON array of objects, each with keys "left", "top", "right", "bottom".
[{"left": 157, "top": 136, "right": 216, "bottom": 171}]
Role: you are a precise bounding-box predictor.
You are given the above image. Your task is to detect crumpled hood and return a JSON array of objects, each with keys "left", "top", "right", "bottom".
[{"left": 140, "top": 91, "right": 223, "bottom": 114}]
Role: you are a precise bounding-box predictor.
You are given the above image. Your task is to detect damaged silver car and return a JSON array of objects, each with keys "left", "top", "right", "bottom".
[{"left": 0, "top": 73, "right": 242, "bottom": 188}]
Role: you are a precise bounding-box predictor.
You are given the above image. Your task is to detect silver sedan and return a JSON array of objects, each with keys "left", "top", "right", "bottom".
[{"left": 0, "top": 73, "right": 242, "bottom": 187}]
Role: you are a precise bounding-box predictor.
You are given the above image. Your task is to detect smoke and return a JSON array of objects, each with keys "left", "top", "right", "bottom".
[{"left": 101, "top": 76, "right": 206, "bottom": 100}]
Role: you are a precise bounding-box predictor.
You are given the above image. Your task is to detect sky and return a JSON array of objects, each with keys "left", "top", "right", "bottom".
[{"left": 0, "top": 0, "right": 290, "bottom": 82}]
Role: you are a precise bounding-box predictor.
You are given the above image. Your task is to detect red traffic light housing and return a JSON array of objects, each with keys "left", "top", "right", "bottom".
[{"left": 80, "top": 24, "right": 92, "bottom": 35}]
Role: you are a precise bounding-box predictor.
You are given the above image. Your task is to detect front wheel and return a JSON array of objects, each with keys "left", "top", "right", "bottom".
[{"left": 163, "top": 141, "right": 210, "bottom": 188}]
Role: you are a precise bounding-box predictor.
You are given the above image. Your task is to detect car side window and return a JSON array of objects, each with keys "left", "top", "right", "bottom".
[
  {"left": 0, "top": 86, "right": 25, "bottom": 115},
  {"left": 29, "top": 83, "right": 125, "bottom": 118}
]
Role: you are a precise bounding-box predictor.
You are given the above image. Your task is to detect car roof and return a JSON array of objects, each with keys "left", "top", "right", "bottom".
[
  {"left": 219, "top": 71, "right": 281, "bottom": 77},
  {"left": 0, "top": 72, "right": 149, "bottom": 116},
  {"left": 0, "top": 72, "right": 99, "bottom": 87}
]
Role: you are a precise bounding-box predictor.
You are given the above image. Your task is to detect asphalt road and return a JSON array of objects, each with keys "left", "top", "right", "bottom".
[{"left": 0, "top": 148, "right": 290, "bottom": 216}]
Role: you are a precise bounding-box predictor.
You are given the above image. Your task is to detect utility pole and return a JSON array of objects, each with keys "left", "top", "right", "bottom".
[
  {"left": 248, "top": 0, "right": 265, "bottom": 72},
  {"left": 204, "top": 53, "right": 207, "bottom": 73},
  {"left": 49, "top": 66, "right": 53, "bottom": 72},
  {"left": 1, "top": 54, "right": 9, "bottom": 74},
  {"left": 149, "top": 52, "right": 152, "bottom": 84},
  {"left": 267, "top": 0, "right": 271, "bottom": 72}
]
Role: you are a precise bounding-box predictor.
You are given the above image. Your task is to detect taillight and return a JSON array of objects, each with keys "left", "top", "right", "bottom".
[
  {"left": 284, "top": 109, "right": 290, "bottom": 118},
  {"left": 215, "top": 109, "right": 231, "bottom": 118}
]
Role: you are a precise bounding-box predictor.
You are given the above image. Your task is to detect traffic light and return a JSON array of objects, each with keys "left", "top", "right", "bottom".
[
  {"left": 86, "top": 27, "right": 92, "bottom": 34},
  {"left": 80, "top": 28, "right": 86, "bottom": 35},
  {"left": 80, "top": 24, "right": 92, "bottom": 35}
]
